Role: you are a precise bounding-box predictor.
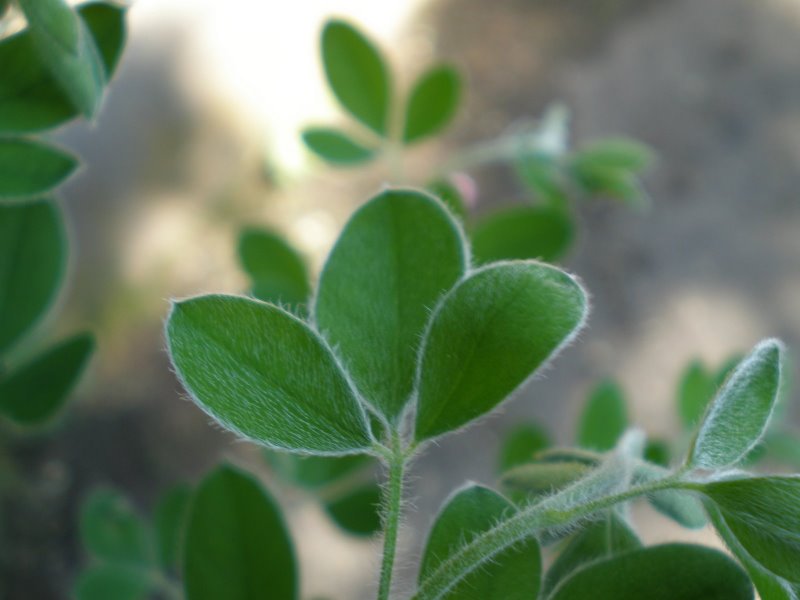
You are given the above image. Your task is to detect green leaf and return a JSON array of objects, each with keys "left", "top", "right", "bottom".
[
  {"left": 403, "top": 65, "right": 461, "bottom": 143},
  {"left": 542, "top": 512, "right": 641, "bottom": 597},
  {"left": 497, "top": 422, "right": 550, "bottom": 473},
  {"left": 577, "top": 379, "right": 628, "bottom": 451},
  {"left": 77, "top": 2, "right": 127, "bottom": 77},
  {"left": 702, "top": 476, "right": 800, "bottom": 583},
  {"left": 237, "top": 227, "right": 309, "bottom": 308},
  {"left": 315, "top": 189, "right": 467, "bottom": 423},
  {"left": 184, "top": 465, "right": 297, "bottom": 600},
  {"left": 0, "top": 332, "right": 93, "bottom": 425},
  {"left": 414, "top": 261, "right": 587, "bottom": 441},
  {"left": 18, "top": 0, "right": 107, "bottom": 118},
  {"left": 634, "top": 463, "right": 707, "bottom": 529},
  {"left": 154, "top": 483, "right": 192, "bottom": 572},
  {"left": 0, "top": 199, "right": 65, "bottom": 355},
  {"left": 471, "top": 205, "right": 573, "bottom": 264},
  {"left": 571, "top": 161, "right": 646, "bottom": 207},
  {"left": 266, "top": 453, "right": 371, "bottom": 489},
  {"left": 500, "top": 461, "right": 589, "bottom": 498},
  {"left": 324, "top": 483, "right": 382, "bottom": 536},
  {"left": 427, "top": 179, "right": 468, "bottom": 221},
  {"left": 167, "top": 295, "right": 372, "bottom": 454},
  {"left": 678, "top": 360, "right": 715, "bottom": 428},
  {"left": 573, "top": 139, "right": 654, "bottom": 172},
  {"left": 80, "top": 489, "right": 153, "bottom": 565},
  {"left": 515, "top": 154, "right": 569, "bottom": 209},
  {"left": 321, "top": 19, "right": 390, "bottom": 136},
  {"left": 644, "top": 438, "right": 670, "bottom": 466},
  {"left": 549, "top": 543, "right": 753, "bottom": 600},
  {"left": 688, "top": 339, "right": 784, "bottom": 469},
  {"left": 764, "top": 431, "right": 800, "bottom": 467},
  {"left": 0, "top": 3, "right": 126, "bottom": 133},
  {"left": 73, "top": 564, "right": 152, "bottom": 600},
  {"left": 419, "top": 485, "right": 541, "bottom": 599},
  {"left": 301, "top": 127, "right": 376, "bottom": 165},
  {"left": 0, "top": 138, "right": 78, "bottom": 201},
  {"left": 707, "top": 502, "right": 800, "bottom": 600}
]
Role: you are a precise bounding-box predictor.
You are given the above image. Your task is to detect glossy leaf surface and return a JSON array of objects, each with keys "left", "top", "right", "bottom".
[{"left": 0, "top": 138, "right": 77, "bottom": 200}]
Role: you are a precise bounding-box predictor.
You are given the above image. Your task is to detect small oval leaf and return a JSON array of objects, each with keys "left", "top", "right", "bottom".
[
  {"left": 155, "top": 483, "right": 192, "bottom": 572},
  {"left": 301, "top": 127, "right": 376, "bottom": 165},
  {"left": 166, "top": 295, "right": 372, "bottom": 455},
  {"left": 414, "top": 261, "right": 587, "bottom": 441},
  {"left": 0, "top": 332, "right": 93, "bottom": 425},
  {"left": 0, "top": 138, "right": 78, "bottom": 201},
  {"left": 419, "top": 484, "right": 541, "bottom": 599},
  {"left": 321, "top": 19, "right": 390, "bottom": 136},
  {"left": 403, "top": 65, "right": 461, "bottom": 143},
  {"left": 324, "top": 484, "right": 382, "bottom": 537},
  {"left": 471, "top": 205, "right": 573, "bottom": 264},
  {"left": 689, "top": 339, "right": 784, "bottom": 469},
  {"left": 577, "top": 379, "right": 628, "bottom": 451},
  {"left": 80, "top": 488, "right": 153, "bottom": 566},
  {"left": 0, "top": 199, "right": 65, "bottom": 354},
  {"left": 237, "top": 227, "right": 309, "bottom": 308},
  {"left": 315, "top": 189, "right": 467, "bottom": 423},
  {"left": 184, "top": 465, "right": 297, "bottom": 600}
]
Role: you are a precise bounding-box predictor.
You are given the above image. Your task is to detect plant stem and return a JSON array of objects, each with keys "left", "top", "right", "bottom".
[
  {"left": 414, "top": 472, "right": 690, "bottom": 600},
  {"left": 377, "top": 432, "right": 406, "bottom": 600}
]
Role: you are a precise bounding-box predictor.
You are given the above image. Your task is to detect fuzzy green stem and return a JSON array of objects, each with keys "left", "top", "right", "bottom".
[
  {"left": 414, "top": 472, "right": 689, "bottom": 600},
  {"left": 377, "top": 433, "right": 406, "bottom": 600}
]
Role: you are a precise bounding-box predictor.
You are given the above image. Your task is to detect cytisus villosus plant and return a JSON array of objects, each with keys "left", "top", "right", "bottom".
[
  {"left": 0, "top": 0, "right": 127, "bottom": 426},
  {"left": 165, "top": 187, "right": 800, "bottom": 600}
]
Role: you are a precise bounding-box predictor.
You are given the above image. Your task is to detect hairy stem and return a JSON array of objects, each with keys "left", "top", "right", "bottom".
[
  {"left": 377, "top": 432, "right": 406, "bottom": 600},
  {"left": 414, "top": 470, "right": 689, "bottom": 600}
]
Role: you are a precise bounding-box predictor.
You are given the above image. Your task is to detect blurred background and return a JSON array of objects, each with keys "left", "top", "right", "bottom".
[{"left": 4, "top": 0, "right": 800, "bottom": 597}]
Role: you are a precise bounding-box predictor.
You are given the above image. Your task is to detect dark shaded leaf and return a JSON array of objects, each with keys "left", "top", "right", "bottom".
[
  {"left": 498, "top": 422, "right": 550, "bottom": 473},
  {"left": 0, "top": 138, "right": 77, "bottom": 201},
  {"left": 0, "top": 332, "right": 93, "bottom": 425},
  {"left": 237, "top": 227, "right": 309, "bottom": 308},
  {"left": 184, "top": 465, "right": 297, "bottom": 600},
  {"left": 550, "top": 543, "right": 753, "bottom": 600},
  {"left": 0, "top": 199, "right": 65, "bottom": 354}
]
